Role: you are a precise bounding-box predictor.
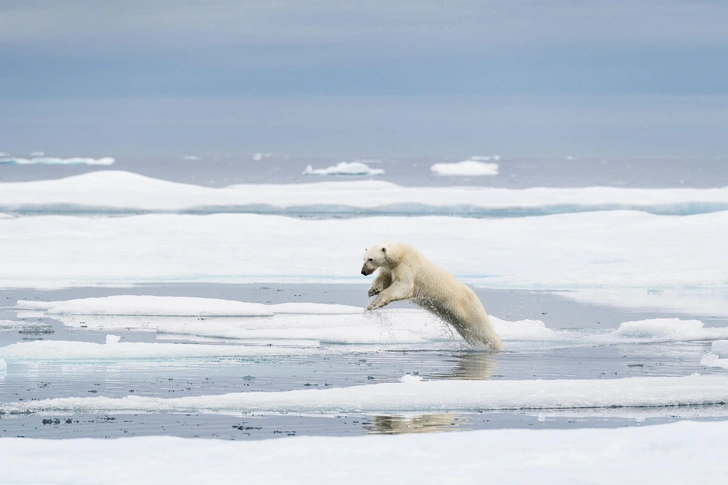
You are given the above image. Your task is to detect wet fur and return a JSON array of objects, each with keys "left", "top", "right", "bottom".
[{"left": 363, "top": 242, "right": 503, "bottom": 350}]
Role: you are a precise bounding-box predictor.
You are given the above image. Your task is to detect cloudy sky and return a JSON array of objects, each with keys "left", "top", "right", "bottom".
[{"left": 1, "top": 0, "right": 727, "bottom": 158}]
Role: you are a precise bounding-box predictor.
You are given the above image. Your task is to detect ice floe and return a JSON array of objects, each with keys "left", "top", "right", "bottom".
[
  {"left": 0, "top": 320, "right": 22, "bottom": 329},
  {"left": 560, "top": 288, "right": 728, "bottom": 318},
  {"left": 252, "top": 152, "right": 272, "bottom": 161},
  {"left": 4, "top": 170, "right": 728, "bottom": 216},
  {"left": 2, "top": 374, "right": 727, "bottom": 415},
  {"left": 16, "top": 295, "right": 363, "bottom": 317},
  {"left": 303, "top": 161, "right": 384, "bottom": 176},
  {"left": 710, "top": 340, "right": 728, "bottom": 357},
  {"left": 0, "top": 421, "right": 725, "bottom": 484},
  {"left": 607, "top": 318, "right": 728, "bottom": 343},
  {"left": 36, "top": 310, "right": 460, "bottom": 346},
  {"left": 430, "top": 159, "right": 499, "bottom": 176},
  {"left": 0, "top": 340, "right": 330, "bottom": 361},
  {"left": 0, "top": 156, "right": 115, "bottom": 165},
  {"left": 9, "top": 296, "right": 728, "bottom": 352},
  {"left": 700, "top": 340, "right": 728, "bottom": 369},
  {"left": 1, "top": 211, "right": 727, "bottom": 291}
]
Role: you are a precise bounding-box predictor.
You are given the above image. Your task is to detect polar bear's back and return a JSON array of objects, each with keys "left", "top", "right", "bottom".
[{"left": 401, "top": 247, "right": 502, "bottom": 350}]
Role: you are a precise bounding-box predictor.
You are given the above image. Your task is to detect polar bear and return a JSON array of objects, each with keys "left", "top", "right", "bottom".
[{"left": 361, "top": 242, "right": 503, "bottom": 351}]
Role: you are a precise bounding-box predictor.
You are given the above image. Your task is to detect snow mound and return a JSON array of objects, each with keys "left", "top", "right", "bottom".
[
  {"left": 610, "top": 318, "right": 728, "bottom": 342},
  {"left": 711, "top": 340, "right": 728, "bottom": 357},
  {"left": 431, "top": 160, "right": 499, "bottom": 176},
  {"left": 700, "top": 340, "right": 728, "bottom": 369},
  {"left": 400, "top": 374, "right": 423, "bottom": 383},
  {"left": 105, "top": 334, "right": 121, "bottom": 344},
  {"left": 303, "top": 161, "right": 385, "bottom": 176}
]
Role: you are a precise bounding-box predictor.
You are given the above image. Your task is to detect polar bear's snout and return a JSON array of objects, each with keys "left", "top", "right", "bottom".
[{"left": 361, "top": 263, "right": 375, "bottom": 276}]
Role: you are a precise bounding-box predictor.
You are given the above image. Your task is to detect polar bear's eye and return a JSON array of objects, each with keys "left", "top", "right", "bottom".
[{"left": 368, "top": 258, "right": 373, "bottom": 262}]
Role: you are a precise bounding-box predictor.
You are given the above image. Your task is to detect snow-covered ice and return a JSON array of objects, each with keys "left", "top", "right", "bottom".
[
  {"left": 0, "top": 421, "right": 724, "bottom": 484},
  {"left": 560, "top": 288, "right": 728, "bottom": 318},
  {"left": 3, "top": 171, "right": 728, "bottom": 216},
  {"left": 1, "top": 211, "right": 727, "bottom": 294},
  {"left": 0, "top": 340, "right": 330, "bottom": 361},
  {"left": 16, "top": 296, "right": 728, "bottom": 350},
  {"left": 710, "top": 340, "right": 728, "bottom": 357},
  {"left": 0, "top": 156, "right": 114, "bottom": 165},
  {"left": 608, "top": 318, "right": 728, "bottom": 342},
  {"left": 700, "top": 340, "right": 728, "bottom": 369},
  {"left": 16, "top": 295, "right": 363, "bottom": 317},
  {"left": 2, "top": 374, "right": 726, "bottom": 415},
  {"left": 105, "top": 334, "right": 121, "bottom": 344},
  {"left": 12, "top": 296, "right": 728, "bottom": 351},
  {"left": 303, "top": 161, "right": 385, "bottom": 176},
  {"left": 430, "top": 159, "right": 499, "bottom": 176}
]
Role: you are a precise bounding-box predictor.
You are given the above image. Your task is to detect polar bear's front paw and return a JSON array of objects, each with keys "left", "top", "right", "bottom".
[{"left": 368, "top": 287, "right": 381, "bottom": 298}]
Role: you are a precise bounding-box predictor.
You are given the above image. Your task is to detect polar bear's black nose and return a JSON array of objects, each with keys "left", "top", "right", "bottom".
[{"left": 361, "top": 269, "right": 367, "bottom": 275}]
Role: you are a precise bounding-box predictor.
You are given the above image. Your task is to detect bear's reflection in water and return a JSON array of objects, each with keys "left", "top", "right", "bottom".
[
  {"left": 434, "top": 351, "right": 498, "bottom": 380},
  {"left": 364, "top": 413, "right": 470, "bottom": 435},
  {"left": 363, "top": 353, "right": 496, "bottom": 435}
]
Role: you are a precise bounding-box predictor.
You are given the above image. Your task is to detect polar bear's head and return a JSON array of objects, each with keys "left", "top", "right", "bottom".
[{"left": 361, "top": 242, "right": 391, "bottom": 275}]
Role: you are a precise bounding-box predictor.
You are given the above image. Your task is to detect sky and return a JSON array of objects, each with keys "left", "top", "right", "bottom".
[{"left": 1, "top": 0, "right": 727, "bottom": 158}]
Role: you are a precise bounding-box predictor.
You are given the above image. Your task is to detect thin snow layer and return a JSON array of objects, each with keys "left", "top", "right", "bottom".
[
  {"left": 1, "top": 211, "right": 727, "bottom": 289},
  {"left": 3, "top": 314, "right": 724, "bottom": 358},
  {"left": 608, "top": 318, "right": 728, "bottom": 342},
  {"left": 0, "top": 156, "right": 114, "bottom": 165},
  {"left": 3, "top": 170, "right": 728, "bottom": 215},
  {"left": 1, "top": 421, "right": 725, "bottom": 485},
  {"left": 430, "top": 160, "right": 499, "bottom": 176},
  {"left": 0, "top": 340, "right": 329, "bottom": 361},
  {"left": 303, "top": 161, "right": 385, "bottom": 176},
  {"left": 2, "top": 374, "right": 727, "bottom": 415},
  {"left": 24, "top": 309, "right": 465, "bottom": 346},
  {"left": 16, "top": 295, "right": 363, "bottom": 317},
  {"left": 0, "top": 310, "right": 728, "bottom": 360},
  {"left": 561, "top": 288, "right": 728, "bottom": 318},
  {"left": 21, "top": 296, "right": 724, "bottom": 345}
]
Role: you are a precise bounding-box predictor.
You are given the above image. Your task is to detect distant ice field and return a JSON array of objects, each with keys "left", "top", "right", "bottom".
[
  {"left": 3, "top": 171, "right": 728, "bottom": 217},
  {"left": 2, "top": 156, "right": 728, "bottom": 189}
]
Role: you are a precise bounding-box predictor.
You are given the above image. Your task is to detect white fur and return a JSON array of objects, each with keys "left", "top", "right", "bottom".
[{"left": 362, "top": 242, "right": 503, "bottom": 350}]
